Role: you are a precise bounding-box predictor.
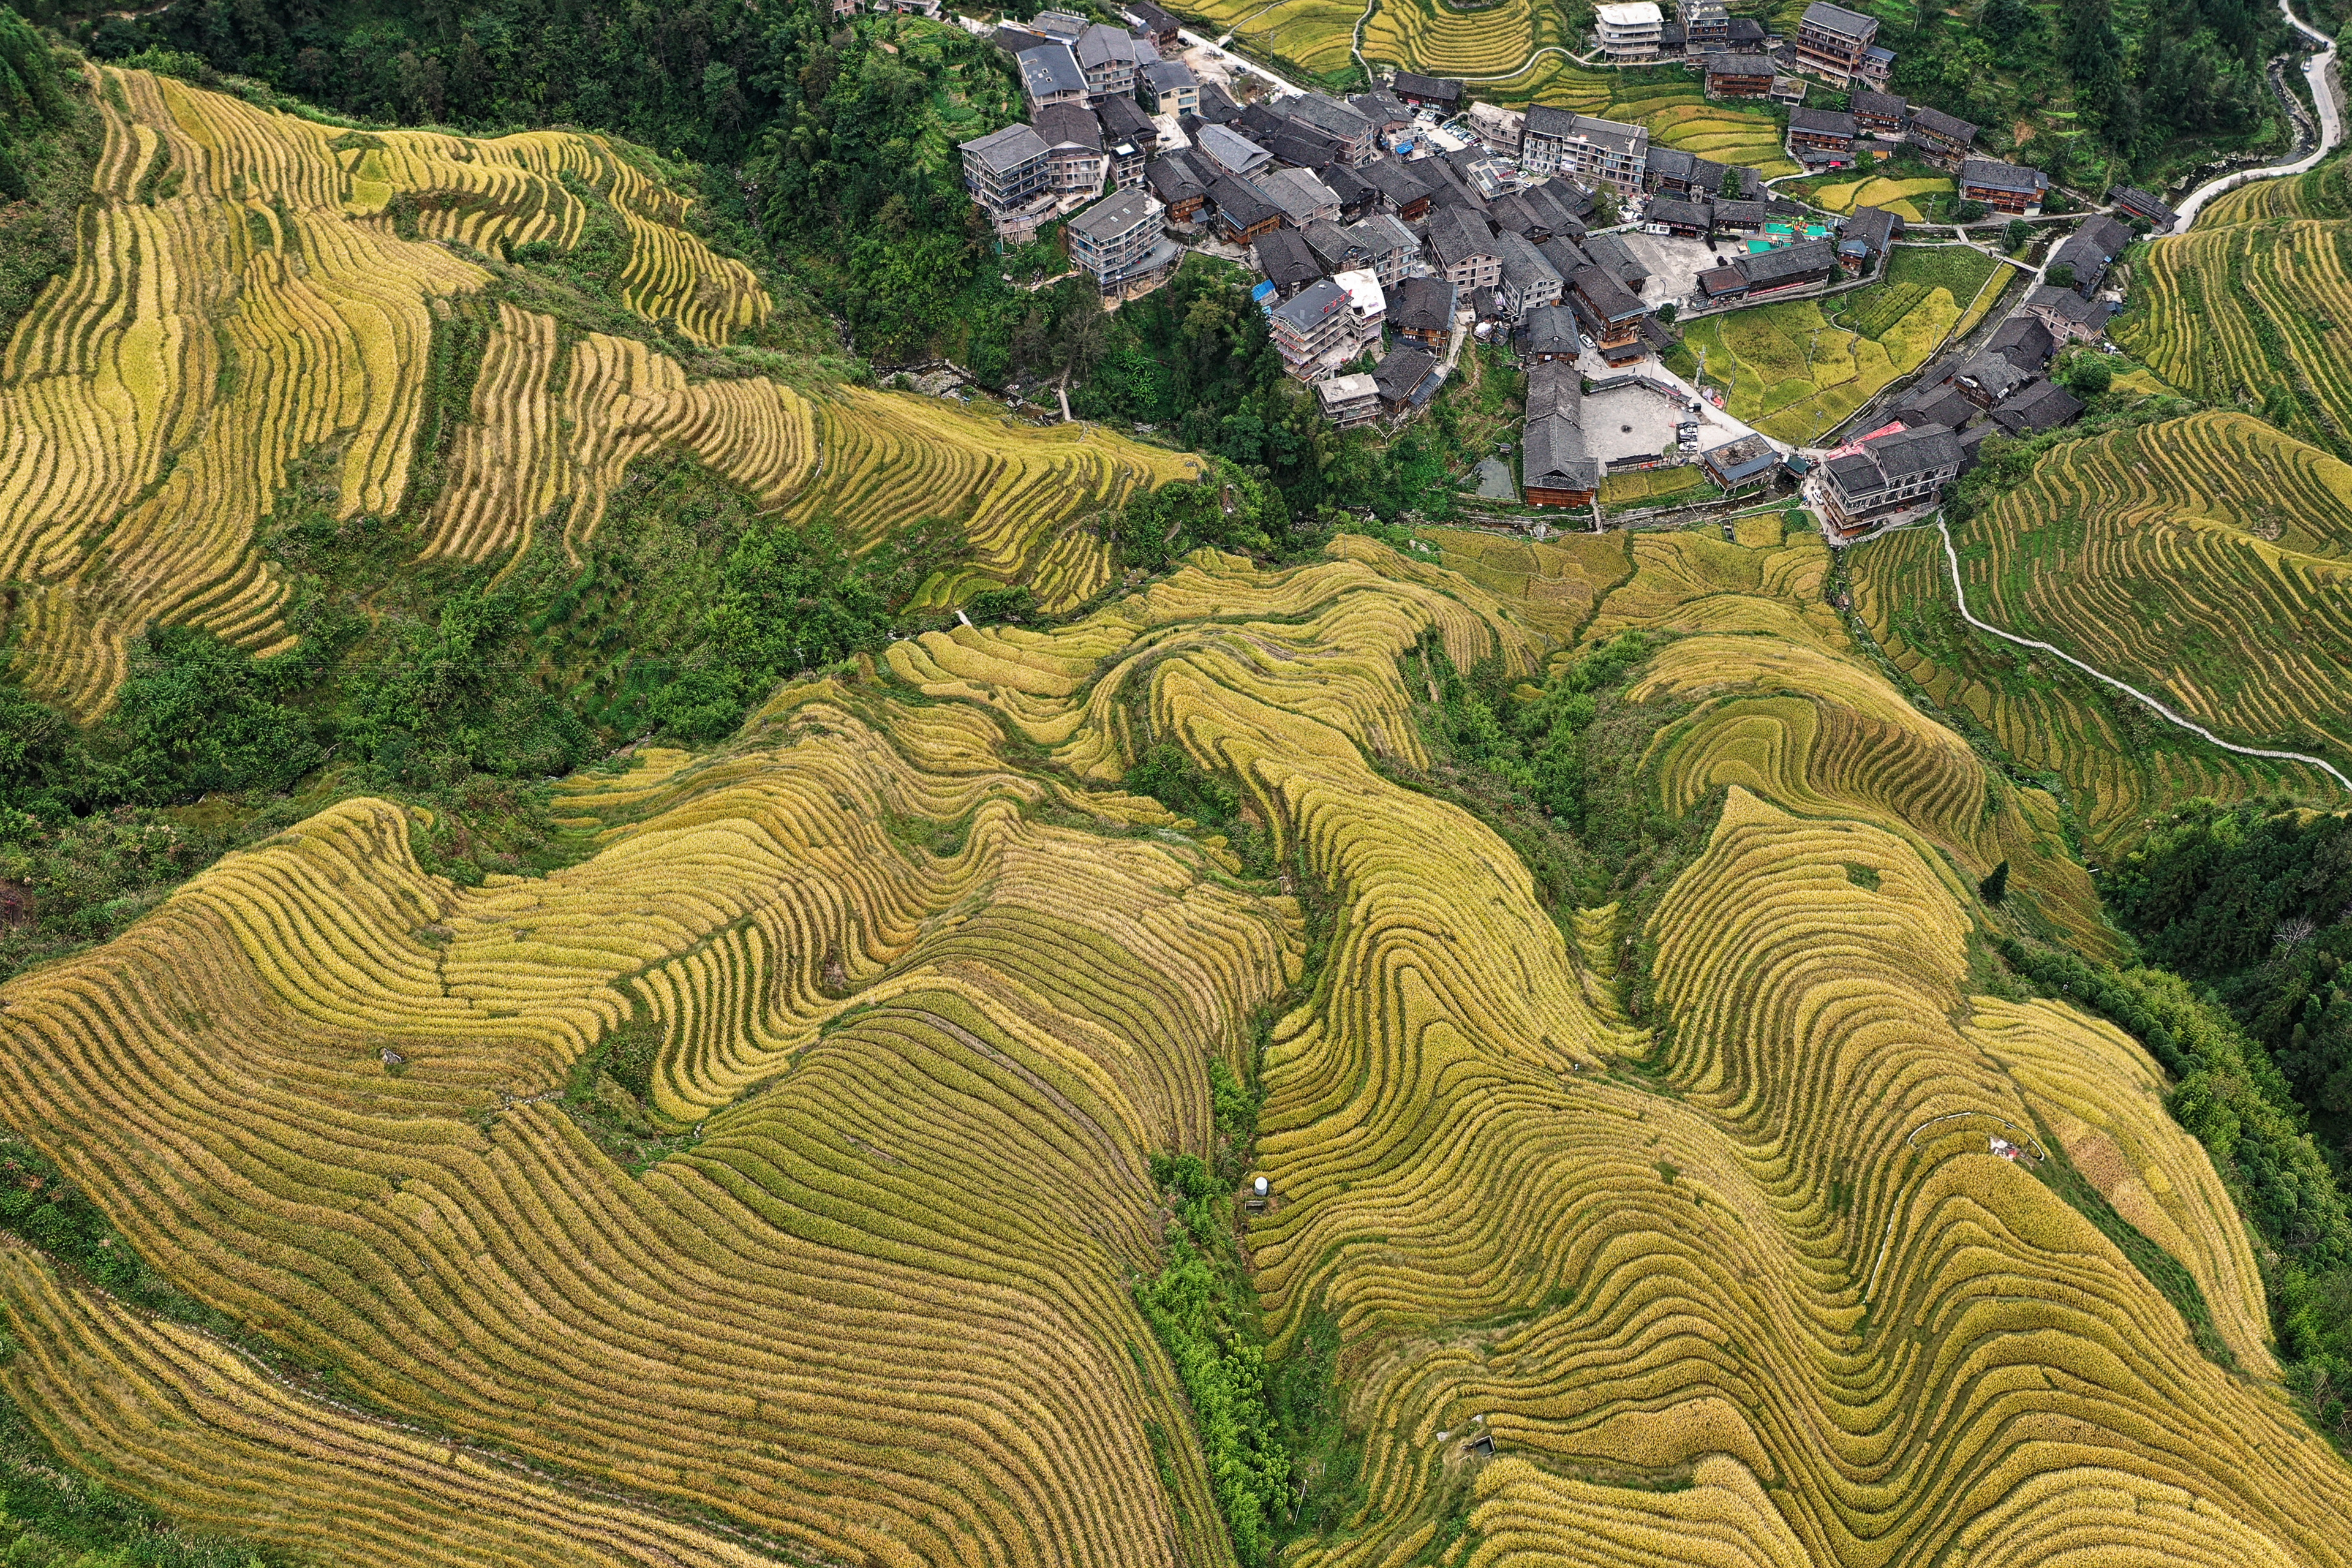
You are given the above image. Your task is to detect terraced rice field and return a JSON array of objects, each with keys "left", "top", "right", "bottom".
[
  {"left": 12, "top": 513, "right": 2351, "bottom": 1561},
  {"left": 788, "top": 390, "right": 1204, "bottom": 612},
  {"left": 0, "top": 67, "right": 1197, "bottom": 714},
  {"left": 1182, "top": 0, "right": 1367, "bottom": 77},
  {"left": 1805, "top": 172, "right": 1953, "bottom": 221},
  {"left": 0, "top": 67, "right": 759, "bottom": 717},
  {"left": 1850, "top": 412, "right": 2352, "bottom": 840},
  {"left": 1679, "top": 244, "right": 2007, "bottom": 442},
  {"left": 2117, "top": 163, "right": 2352, "bottom": 453},
  {"left": 1360, "top": 0, "right": 1568, "bottom": 81}
]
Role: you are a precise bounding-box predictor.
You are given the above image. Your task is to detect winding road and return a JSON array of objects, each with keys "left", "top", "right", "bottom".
[
  {"left": 1933, "top": 518, "right": 2352, "bottom": 793},
  {"left": 2169, "top": 0, "right": 2343, "bottom": 229}
]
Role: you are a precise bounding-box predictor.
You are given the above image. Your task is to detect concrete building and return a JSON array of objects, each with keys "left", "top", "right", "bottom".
[
  {"left": 958, "top": 123, "right": 1057, "bottom": 238},
  {"left": 1018, "top": 45, "right": 1089, "bottom": 110},
  {"left": 1139, "top": 59, "right": 1199, "bottom": 118},
  {"left": 1285, "top": 93, "right": 1378, "bottom": 166},
  {"left": 2023, "top": 282, "right": 2114, "bottom": 342},
  {"left": 1468, "top": 102, "right": 1526, "bottom": 154},
  {"left": 1334, "top": 267, "right": 1387, "bottom": 338},
  {"left": 1315, "top": 372, "right": 1382, "bottom": 426},
  {"left": 1074, "top": 24, "right": 1142, "bottom": 101},
  {"left": 1268, "top": 277, "right": 1365, "bottom": 379},
  {"left": 1680, "top": 0, "right": 1730, "bottom": 46},
  {"left": 1596, "top": 2, "right": 1665, "bottom": 59},
  {"left": 1067, "top": 189, "right": 1176, "bottom": 294},
  {"left": 1521, "top": 109, "right": 1648, "bottom": 194},
  {"left": 1491, "top": 229, "right": 1563, "bottom": 322},
  {"left": 1349, "top": 213, "right": 1419, "bottom": 284},
  {"left": 1033, "top": 104, "right": 1109, "bottom": 200},
  {"left": 1253, "top": 165, "right": 1343, "bottom": 226}
]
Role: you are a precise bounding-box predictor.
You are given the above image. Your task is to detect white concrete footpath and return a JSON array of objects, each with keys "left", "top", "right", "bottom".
[
  {"left": 2171, "top": 0, "right": 2343, "bottom": 229},
  {"left": 1932, "top": 516, "right": 2352, "bottom": 792}
]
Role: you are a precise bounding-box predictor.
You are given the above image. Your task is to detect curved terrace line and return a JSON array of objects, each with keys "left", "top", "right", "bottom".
[{"left": 1933, "top": 516, "right": 2352, "bottom": 793}]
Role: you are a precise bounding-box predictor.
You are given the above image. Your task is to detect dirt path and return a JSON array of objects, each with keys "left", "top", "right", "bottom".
[{"left": 1932, "top": 515, "right": 2352, "bottom": 792}]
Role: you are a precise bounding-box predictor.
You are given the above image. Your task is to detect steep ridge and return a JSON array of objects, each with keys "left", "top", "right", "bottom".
[
  {"left": 4, "top": 530, "right": 2351, "bottom": 1564},
  {"left": 0, "top": 67, "right": 1194, "bottom": 719}
]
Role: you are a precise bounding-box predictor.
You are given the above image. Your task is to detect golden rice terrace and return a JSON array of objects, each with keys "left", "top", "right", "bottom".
[{"left": 4, "top": 50, "right": 2352, "bottom": 1568}]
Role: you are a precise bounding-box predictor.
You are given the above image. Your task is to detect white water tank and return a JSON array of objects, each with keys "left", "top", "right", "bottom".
[{"left": 1253, "top": 1175, "right": 1270, "bottom": 1198}]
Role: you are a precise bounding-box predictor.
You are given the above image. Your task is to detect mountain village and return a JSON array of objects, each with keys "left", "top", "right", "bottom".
[{"left": 956, "top": 0, "right": 2177, "bottom": 542}]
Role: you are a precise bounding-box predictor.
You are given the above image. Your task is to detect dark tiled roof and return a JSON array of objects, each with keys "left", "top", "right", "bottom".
[
  {"left": 1253, "top": 227, "right": 1324, "bottom": 290},
  {"left": 1427, "top": 206, "right": 1499, "bottom": 268},
  {"left": 1208, "top": 174, "right": 1280, "bottom": 229},
  {"left": 1737, "top": 237, "right": 1836, "bottom": 287},
  {"left": 1991, "top": 378, "right": 2084, "bottom": 434},
  {"left": 1538, "top": 235, "right": 1593, "bottom": 277},
  {"left": 1864, "top": 421, "right": 1961, "bottom": 481},
  {"left": 1390, "top": 274, "right": 1457, "bottom": 331},
  {"left": 1374, "top": 344, "right": 1439, "bottom": 401},
  {"left": 1959, "top": 150, "right": 2043, "bottom": 194},
  {"left": 2108, "top": 184, "right": 2179, "bottom": 225},
  {"left": 1850, "top": 89, "right": 1906, "bottom": 120},
  {"left": 1907, "top": 105, "right": 1976, "bottom": 143},
  {"left": 1569, "top": 263, "right": 1646, "bottom": 323},
  {"left": 1392, "top": 70, "right": 1462, "bottom": 102},
  {"left": 1705, "top": 50, "right": 1775, "bottom": 75},
  {"left": 1953, "top": 349, "right": 2029, "bottom": 400},
  {"left": 1583, "top": 230, "right": 1648, "bottom": 284},
  {"left": 1521, "top": 304, "right": 1580, "bottom": 354},
  {"left": 1363, "top": 157, "right": 1434, "bottom": 209},
  {"left": 1525, "top": 410, "right": 1599, "bottom": 492},
  {"left": 1526, "top": 358, "right": 1581, "bottom": 419},
  {"left": 1801, "top": 1, "right": 1877, "bottom": 37},
  {"left": 1033, "top": 103, "right": 1103, "bottom": 151},
  {"left": 1839, "top": 205, "right": 1900, "bottom": 253},
  {"left": 1789, "top": 107, "right": 1856, "bottom": 137},
  {"left": 1649, "top": 197, "right": 1712, "bottom": 229},
  {"left": 1986, "top": 315, "right": 2054, "bottom": 368}
]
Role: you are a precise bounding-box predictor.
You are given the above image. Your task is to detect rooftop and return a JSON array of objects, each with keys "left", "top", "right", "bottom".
[
  {"left": 1315, "top": 372, "right": 1380, "bottom": 409},
  {"left": 959, "top": 123, "right": 1052, "bottom": 172},
  {"left": 1800, "top": 1, "right": 1878, "bottom": 36},
  {"left": 1907, "top": 105, "right": 1976, "bottom": 141},
  {"left": 1069, "top": 189, "right": 1157, "bottom": 239},
  {"left": 1271, "top": 277, "right": 1352, "bottom": 332},
  {"left": 1018, "top": 45, "right": 1087, "bottom": 99},
  {"left": 1961, "top": 158, "right": 2048, "bottom": 194}
]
